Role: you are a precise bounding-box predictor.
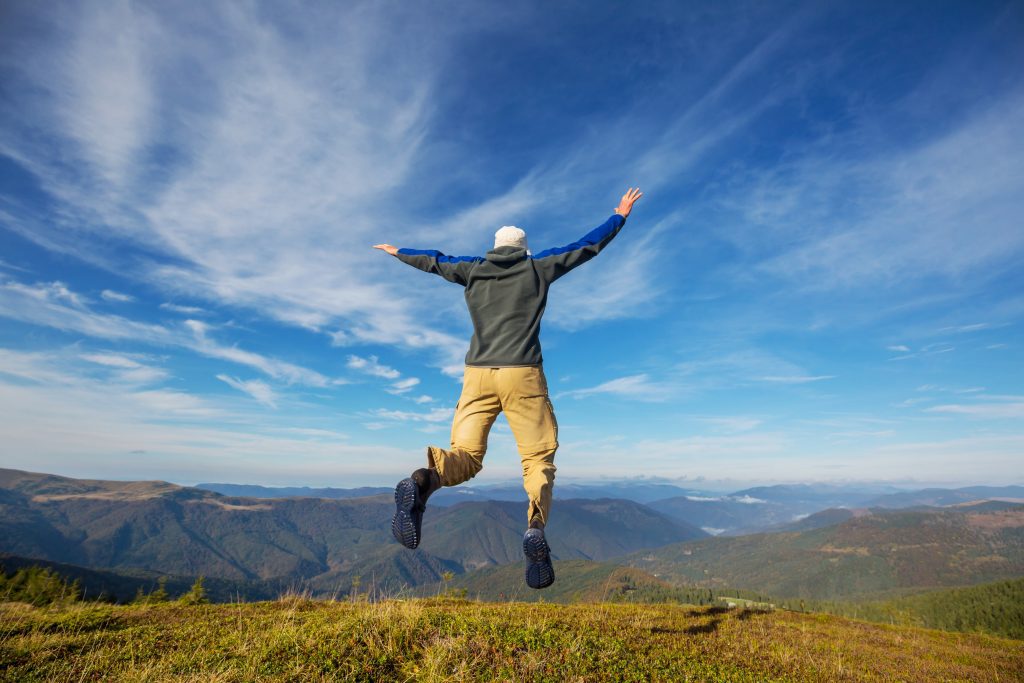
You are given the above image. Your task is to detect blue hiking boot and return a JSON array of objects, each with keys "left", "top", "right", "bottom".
[
  {"left": 391, "top": 478, "right": 423, "bottom": 549},
  {"left": 523, "top": 527, "right": 555, "bottom": 589},
  {"left": 392, "top": 467, "right": 439, "bottom": 550}
]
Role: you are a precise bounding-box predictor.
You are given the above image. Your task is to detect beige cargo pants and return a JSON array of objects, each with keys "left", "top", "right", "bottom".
[{"left": 426, "top": 365, "right": 558, "bottom": 526}]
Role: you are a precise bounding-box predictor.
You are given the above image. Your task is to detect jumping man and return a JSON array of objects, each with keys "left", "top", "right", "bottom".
[{"left": 373, "top": 187, "right": 643, "bottom": 589}]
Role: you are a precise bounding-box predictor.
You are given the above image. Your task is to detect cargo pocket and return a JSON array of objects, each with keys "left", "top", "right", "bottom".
[{"left": 545, "top": 397, "right": 559, "bottom": 445}]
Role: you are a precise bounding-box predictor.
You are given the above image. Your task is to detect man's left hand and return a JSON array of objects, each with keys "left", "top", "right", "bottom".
[{"left": 614, "top": 187, "right": 643, "bottom": 218}]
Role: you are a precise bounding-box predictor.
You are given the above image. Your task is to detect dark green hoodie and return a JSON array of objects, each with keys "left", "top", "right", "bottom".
[{"left": 395, "top": 213, "right": 626, "bottom": 367}]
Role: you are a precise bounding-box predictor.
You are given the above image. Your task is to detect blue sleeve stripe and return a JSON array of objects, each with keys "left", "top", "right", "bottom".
[
  {"left": 398, "top": 248, "right": 483, "bottom": 263},
  {"left": 531, "top": 214, "right": 625, "bottom": 260}
]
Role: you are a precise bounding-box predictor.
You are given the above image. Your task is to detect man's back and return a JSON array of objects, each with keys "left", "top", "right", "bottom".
[{"left": 394, "top": 212, "right": 627, "bottom": 366}]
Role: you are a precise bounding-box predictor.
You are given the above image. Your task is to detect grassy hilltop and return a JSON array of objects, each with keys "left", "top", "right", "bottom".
[{"left": 2, "top": 599, "right": 1022, "bottom": 682}]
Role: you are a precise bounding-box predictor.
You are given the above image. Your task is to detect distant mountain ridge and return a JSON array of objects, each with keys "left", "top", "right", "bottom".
[
  {"left": 0, "top": 468, "right": 703, "bottom": 597},
  {"left": 625, "top": 504, "right": 1024, "bottom": 600},
  {"left": 196, "top": 483, "right": 393, "bottom": 499},
  {"left": 865, "top": 486, "right": 1024, "bottom": 509},
  {"left": 196, "top": 480, "right": 700, "bottom": 506}
]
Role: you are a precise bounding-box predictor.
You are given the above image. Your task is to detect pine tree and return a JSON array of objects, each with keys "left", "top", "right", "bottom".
[{"left": 179, "top": 576, "right": 209, "bottom": 605}]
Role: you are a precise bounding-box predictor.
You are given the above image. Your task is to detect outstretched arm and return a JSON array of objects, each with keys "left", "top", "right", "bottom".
[
  {"left": 373, "top": 243, "right": 481, "bottom": 286},
  {"left": 533, "top": 187, "right": 643, "bottom": 282}
]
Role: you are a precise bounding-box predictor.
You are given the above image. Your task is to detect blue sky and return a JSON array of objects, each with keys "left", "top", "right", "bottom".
[{"left": 0, "top": 0, "right": 1022, "bottom": 488}]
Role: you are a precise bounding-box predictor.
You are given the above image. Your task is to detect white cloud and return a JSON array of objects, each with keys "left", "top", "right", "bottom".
[
  {"left": 369, "top": 407, "right": 453, "bottom": 423},
  {"left": 346, "top": 354, "right": 400, "bottom": 380},
  {"left": 0, "top": 278, "right": 170, "bottom": 342},
  {"left": 79, "top": 351, "right": 168, "bottom": 385},
  {"left": 732, "top": 495, "right": 767, "bottom": 504},
  {"left": 185, "top": 319, "right": 334, "bottom": 387},
  {"left": 937, "top": 323, "right": 992, "bottom": 334},
  {"left": 927, "top": 403, "right": 1024, "bottom": 419},
  {"left": 101, "top": 289, "right": 134, "bottom": 302},
  {"left": 0, "top": 368, "right": 409, "bottom": 484},
  {"left": 0, "top": 258, "right": 31, "bottom": 273},
  {"left": 887, "top": 345, "right": 909, "bottom": 352},
  {"left": 216, "top": 374, "right": 277, "bottom": 408},
  {"left": 79, "top": 352, "right": 143, "bottom": 369},
  {"left": 0, "top": 277, "right": 339, "bottom": 388},
  {"left": 757, "top": 375, "right": 835, "bottom": 384},
  {"left": 747, "top": 95, "right": 1024, "bottom": 289},
  {"left": 387, "top": 377, "right": 421, "bottom": 395},
  {"left": 558, "top": 374, "right": 671, "bottom": 401},
  {"left": 697, "top": 416, "right": 764, "bottom": 433},
  {"left": 160, "top": 302, "right": 206, "bottom": 315},
  {"left": 0, "top": 1, "right": 478, "bottom": 375}
]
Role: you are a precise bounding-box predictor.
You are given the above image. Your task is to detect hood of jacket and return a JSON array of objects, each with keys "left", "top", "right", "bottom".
[{"left": 485, "top": 245, "right": 529, "bottom": 265}]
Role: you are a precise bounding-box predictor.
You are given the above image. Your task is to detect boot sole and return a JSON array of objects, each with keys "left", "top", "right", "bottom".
[
  {"left": 392, "top": 478, "right": 422, "bottom": 549},
  {"left": 523, "top": 530, "right": 555, "bottom": 589}
]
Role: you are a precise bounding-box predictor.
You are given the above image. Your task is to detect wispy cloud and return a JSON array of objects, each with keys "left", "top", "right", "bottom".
[
  {"left": 0, "top": 278, "right": 170, "bottom": 342},
  {"left": 758, "top": 375, "right": 835, "bottom": 384},
  {"left": 558, "top": 374, "right": 671, "bottom": 401},
  {"left": 160, "top": 302, "right": 206, "bottom": 315},
  {"left": 0, "top": 1, "right": 476, "bottom": 375},
  {"left": 0, "top": 275, "right": 342, "bottom": 390},
  {"left": 745, "top": 94, "right": 1024, "bottom": 289},
  {"left": 387, "top": 377, "right": 421, "bottom": 395},
  {"left": 697, "top": 416, "right": 764, "bottom": 433},
  {"left": 368, "top": 407, "right": 453, "bottom": 423},
  {"left": 0, "top": 258, "right": 31, "bottom": 273},
  {"left": 0, "top": 346, "right": 407, "bottom": 484},
  {"left": 216, "top": 374, "right": 277, "bottom": 408},
  {"left": 346, "top": 354, "right": 400, "bottom": 380},
  {"left": 927, "top": 403, "right": 1024, "bottom": 419},
  {"left": 101, "top": 289, "right": 134, "bottom": 302},
  {"left": 185, "top": 319, "right": 334, "bottom": 387},
  {"left": 79, "top": 351, "right": 169, "bottom": 385}
]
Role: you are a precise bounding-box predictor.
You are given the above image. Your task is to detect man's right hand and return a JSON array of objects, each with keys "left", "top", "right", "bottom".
[
  {"left": 373, "top": 244, "right": 399, "bottom": 256},
  {"left": 614, "top": 187, "right": 643, "bottom": 218}
]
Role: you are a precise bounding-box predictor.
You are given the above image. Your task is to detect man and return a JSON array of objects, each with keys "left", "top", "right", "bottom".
[{"left": 373, "top": 187, "right": 642, "bottom": 589}]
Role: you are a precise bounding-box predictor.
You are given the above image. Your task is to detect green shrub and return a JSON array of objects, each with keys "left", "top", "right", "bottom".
[
  {"left": 178, "top": 576, "right": 209, "bottom": 605},
  {"left": 0, "top": 565, "right": 81, "bottom": 606}
]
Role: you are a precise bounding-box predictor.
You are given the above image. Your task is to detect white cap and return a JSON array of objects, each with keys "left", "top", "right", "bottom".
[{"left": 494, "top": 225, "right": 529, "bottom": 252}]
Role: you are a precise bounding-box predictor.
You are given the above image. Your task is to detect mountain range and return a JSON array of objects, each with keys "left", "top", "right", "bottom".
[
  {"left": 0, "top": 468, "right": 703, "bottom": 597},
  {"left": 3, "top": 467, "right": 1023, "bottom": 605},
  {"left": 624, "top": 501, "right": 1024, "bottom": 600}
]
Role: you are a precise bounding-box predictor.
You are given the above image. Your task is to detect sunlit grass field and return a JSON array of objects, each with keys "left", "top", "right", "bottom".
[{"left": 3, "top": 598, "right": 1022, "bottom": 682}]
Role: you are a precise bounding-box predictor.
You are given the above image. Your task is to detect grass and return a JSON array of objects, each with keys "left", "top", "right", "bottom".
[{"left": 1, "top": 598, "right": 1022, "bottom": 682}]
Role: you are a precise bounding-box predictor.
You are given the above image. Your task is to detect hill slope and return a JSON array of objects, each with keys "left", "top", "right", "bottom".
[
  {"left": 646, "top": 483, "right": 886, "bottom": 535},
  {"left": 625, "top": 505, "right": 1024, "bottom": 600},
  {"left": 427, "top": 559, "right": 771, "bottom": 606},
  {"left": 1, "top": 599, "right": 1019, "bottom": 681},
  {"left": 866, "top": 485, "right": 1024, "bottom": 508},
  {"left": 0, "top": 468, "right": 702, "bottom": 596},
  {"left": 802, "top": 577, "right": 1024, "bottom": 640}
]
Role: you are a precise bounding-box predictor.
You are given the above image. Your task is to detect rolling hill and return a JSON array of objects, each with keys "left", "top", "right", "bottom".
[
  {"left": 0, "top": 468, "right": 703, "bottom": 597},
  {"left": 799, "top": 577, "right": 1024, "bottom": 640},
  {"left": 646, "top": 484, "right": 892, "bottom": 535},
  {"left": 197, "top": 479, "right": 698, "bottom": 506},
  {"left": 865, "top": 485, "right": 1024, "bottom": 509},
  {"left": 2, "top": 598, "right": 1021, "bottom": 681},
  {"left": 625, "top": 504, "right": 1024, "bottom": 600}
]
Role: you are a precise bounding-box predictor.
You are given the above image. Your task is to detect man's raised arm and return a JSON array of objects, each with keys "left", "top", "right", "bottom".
[
  {"left": 532, "top": 187, "right": 643, "bottom": 282},
  {"left": 373, "top": 243, "right": 482, "bottom": 286}
]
